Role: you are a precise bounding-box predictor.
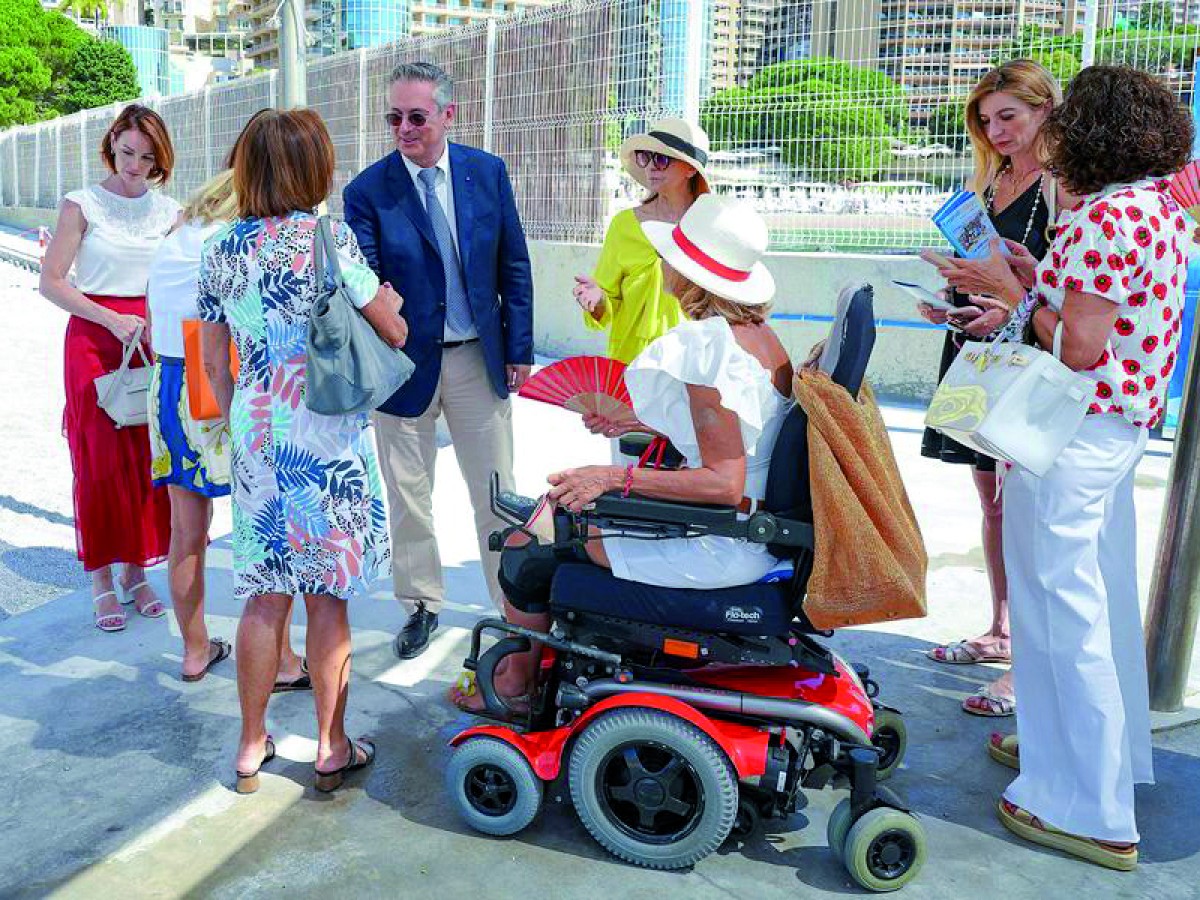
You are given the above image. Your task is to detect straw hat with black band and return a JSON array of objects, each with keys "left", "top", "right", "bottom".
[
  {"left": 619, "top": 118, "right": 712, "bottom": 195},
  {"left": 641, "top": 194, "right": 775, "bottom": 307}
]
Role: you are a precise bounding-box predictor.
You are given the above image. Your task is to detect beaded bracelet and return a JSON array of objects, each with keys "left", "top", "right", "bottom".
[{"left": 621, "top": 463, "right": 635, "bottom": 498}]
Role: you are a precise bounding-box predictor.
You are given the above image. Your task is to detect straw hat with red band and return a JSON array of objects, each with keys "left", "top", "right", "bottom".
[
  {"left": 619, "top": 118, "right": 712, "bottom": 194},
  {"left": 642, "top": 194, "right": 775, "bottom": 307}
]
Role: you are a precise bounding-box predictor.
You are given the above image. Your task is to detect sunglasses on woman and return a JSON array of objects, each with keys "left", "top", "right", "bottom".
[
  {"left": 385, "top": 111, "right": 431, "bottom": 128},
  {"left": 634, "top": 150, "right": 674, "bottom": 171}
]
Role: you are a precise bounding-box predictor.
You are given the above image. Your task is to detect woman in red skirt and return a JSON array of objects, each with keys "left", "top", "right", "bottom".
[{"left": 39, "top": 105, "right": 180, "bottom": 632}]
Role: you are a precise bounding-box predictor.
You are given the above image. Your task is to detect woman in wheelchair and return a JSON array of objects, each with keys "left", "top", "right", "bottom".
[{"left": 453, "top": 195, "right": 793, "bottom": 712}]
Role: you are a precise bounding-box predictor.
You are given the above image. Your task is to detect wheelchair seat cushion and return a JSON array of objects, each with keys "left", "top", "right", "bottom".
[{"left": 549, "top": 563, "right": 792, "bottom": 636}]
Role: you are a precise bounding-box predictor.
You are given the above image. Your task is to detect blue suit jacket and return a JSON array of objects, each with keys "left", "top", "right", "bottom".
[{"left": 342, "top": 144, "right": 534, "bottom": 417}]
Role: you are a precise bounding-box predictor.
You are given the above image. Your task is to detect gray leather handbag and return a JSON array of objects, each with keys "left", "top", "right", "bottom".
[{"left": 305, "top": 216, "right": 413, "bottom": 415}]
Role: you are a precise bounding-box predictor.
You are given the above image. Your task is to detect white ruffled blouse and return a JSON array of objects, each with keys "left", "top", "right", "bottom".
[
  {"left": 65, "top": 184, "right": 180, "bottom": 297},
  {"left": 625, "top": 315, "right": 793, "bottom": 499}
]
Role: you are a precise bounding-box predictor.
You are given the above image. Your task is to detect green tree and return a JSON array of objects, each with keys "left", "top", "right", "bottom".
[
  {"left": 56, "top": 37, "right": 139, "bottom": 114},
  {"left": 701, "top": 58, "right": 907, "bottom": 180},
  {"left": 1032, "top": 48, "right": 1082, "bottom": 85},
  {"left": 925, "top": 102, "right": 969, "bottom": 152},
  {"left": 0, "top": 45, "right": 50, "bottom": 126},
  {"left": 1136, "top": 0, "right": 1175, "bottom": 30}
]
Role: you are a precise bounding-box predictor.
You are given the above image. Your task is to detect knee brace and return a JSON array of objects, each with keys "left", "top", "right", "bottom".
[{"left": 498, "top": 520, "right": 589, "bottom": 614}]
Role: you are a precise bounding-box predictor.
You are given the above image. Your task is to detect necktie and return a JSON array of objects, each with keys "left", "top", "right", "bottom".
[{"left": 418, "top": 167, "right": 473, "bottom": 337}]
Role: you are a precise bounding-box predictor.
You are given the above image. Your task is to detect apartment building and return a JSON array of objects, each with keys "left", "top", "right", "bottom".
[{"left": 712, "top": 0, "right": 777, "bottom": 90}]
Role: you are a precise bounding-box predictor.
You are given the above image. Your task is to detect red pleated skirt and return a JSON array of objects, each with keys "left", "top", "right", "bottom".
[{"left": 63, "top": 295, "right": 171, "bottom": 571}]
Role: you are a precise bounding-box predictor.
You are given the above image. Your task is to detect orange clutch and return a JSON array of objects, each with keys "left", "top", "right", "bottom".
[{"left": 182, "top": 319, "right": 239, "bottom": 421}]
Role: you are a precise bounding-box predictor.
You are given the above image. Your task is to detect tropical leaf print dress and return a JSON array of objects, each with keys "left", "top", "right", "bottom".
[{"left": 198, "top": 212, "right": 390, "bottom": 601}]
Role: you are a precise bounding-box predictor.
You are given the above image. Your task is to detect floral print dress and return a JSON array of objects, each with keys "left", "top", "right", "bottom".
[{"left": 198, "top": 212, "right": 390, "bottom": 601}]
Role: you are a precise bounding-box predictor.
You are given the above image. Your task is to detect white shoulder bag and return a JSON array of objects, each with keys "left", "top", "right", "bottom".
[
  {"left": 924, "top": 321, "right": 1093, "bottom": 477},
  {"left": 94, "top": 323, "right": 153, "bottom": 429}
]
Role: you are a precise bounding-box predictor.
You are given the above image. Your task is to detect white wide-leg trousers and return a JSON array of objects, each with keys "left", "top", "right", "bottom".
[{"left": 1002, "top": 414, "right": 1154, "bottom": 843}]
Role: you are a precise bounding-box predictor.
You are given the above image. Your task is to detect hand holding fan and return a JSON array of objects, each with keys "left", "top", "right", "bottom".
[
  {"left": 1168, "top": 160, "right": 1200, "bottom": 220},
  {"left": 518, "top": 356, "right": 638, "bottom": 425}
]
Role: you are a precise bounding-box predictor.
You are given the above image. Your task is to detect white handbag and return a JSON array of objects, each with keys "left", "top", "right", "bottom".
[
  {"left": 924, "top": 322, "right": 1093, "bottom": 476},
  {"left": 94, "top": 324, "right": 153, "bottom": 429}
]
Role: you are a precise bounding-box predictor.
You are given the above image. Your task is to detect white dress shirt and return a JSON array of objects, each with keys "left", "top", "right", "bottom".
[{"left": 403, "top": 145, "right": 477, "bottom": 341}]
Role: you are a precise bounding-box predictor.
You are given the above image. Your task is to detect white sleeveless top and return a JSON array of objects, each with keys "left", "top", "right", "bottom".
[
  {"left": 147, "top": 219, "right": 224, "bottom": 357},
  {"left": 65, "top": 184, "right": 180, "bottom": 296}
]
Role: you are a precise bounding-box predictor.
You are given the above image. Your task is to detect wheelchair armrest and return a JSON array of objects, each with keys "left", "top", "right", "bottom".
[
  {"left": 587, "top": 493, "right": 814, "bottom": 549},
  {"left": 589, "top": 492, "right": 740, "bottom": 529}
]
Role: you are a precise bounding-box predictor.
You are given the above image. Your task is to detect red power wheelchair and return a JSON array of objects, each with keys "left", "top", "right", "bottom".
[{"left": 445, "top": 287, "right": 928, "bottom": 892}]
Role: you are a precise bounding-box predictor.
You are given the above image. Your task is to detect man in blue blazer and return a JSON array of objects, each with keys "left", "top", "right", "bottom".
[{"left": 344, "top": 61, "right": 533, "bottom": 659}]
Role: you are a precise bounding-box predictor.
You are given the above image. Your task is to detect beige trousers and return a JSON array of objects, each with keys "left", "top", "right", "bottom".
[{"left": 372, "top": 343, "right": 513, "bottom": 616}]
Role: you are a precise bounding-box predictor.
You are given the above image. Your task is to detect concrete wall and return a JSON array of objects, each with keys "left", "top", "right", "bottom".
[
  {"left": 2, "top": 206, "right": 948, "bottom": 403},
  {"left": 531, "top": 241, "right": 948, "bottom": 404}
]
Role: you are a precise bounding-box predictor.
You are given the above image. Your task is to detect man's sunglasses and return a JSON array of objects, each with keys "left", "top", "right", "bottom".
[
  {"left": 385, "top": 110, "right": 432, "bottom": 128},
  {"left": 634, "top": 150, "right": 673, "bottom": 171}
]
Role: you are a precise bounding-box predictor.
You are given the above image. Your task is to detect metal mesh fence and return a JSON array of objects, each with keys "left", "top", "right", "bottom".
[{"left": 2, "top": 0, "right": 1198, "bottom": 253}]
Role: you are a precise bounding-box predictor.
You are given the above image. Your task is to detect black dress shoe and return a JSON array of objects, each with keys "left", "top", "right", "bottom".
[{"left": 393, "top": 606, "right": 439, "bottom": 660}]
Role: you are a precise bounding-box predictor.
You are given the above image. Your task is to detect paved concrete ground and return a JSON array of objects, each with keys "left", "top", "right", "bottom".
[{"left": 1, "top": 254, "right": 1198, "bottom": 898}]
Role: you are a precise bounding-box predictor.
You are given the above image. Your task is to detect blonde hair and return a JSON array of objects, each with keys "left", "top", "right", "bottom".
[
  {"left": 182, "top": 169, "right": 237, "bottom": 225},
  {"left": 675, "top": 279, "right": 767, "bottom": 326},
  {"left": 965, "top": 59, "right": 1062, "bottom": 197}
]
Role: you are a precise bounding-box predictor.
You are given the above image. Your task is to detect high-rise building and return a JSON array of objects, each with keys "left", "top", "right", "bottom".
[
  {"left": 875, "top": 1, "right": 1067, "bottom": 123},
  {"left": 615, "top": 0, "right": 715, "bottom": 117},
  {"left": 712, "top": 0, "right": 777, "bottom": 90},
  {"left": 408, "top": 0, "right": 557, "bottom": 35},
  {"left": 102, "top": 24, "right": 172, "bottom": 95}
]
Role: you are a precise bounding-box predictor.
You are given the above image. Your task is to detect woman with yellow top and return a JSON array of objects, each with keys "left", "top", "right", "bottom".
[{"left": 574, "top": 119, "right": 711, "bottom": 366}]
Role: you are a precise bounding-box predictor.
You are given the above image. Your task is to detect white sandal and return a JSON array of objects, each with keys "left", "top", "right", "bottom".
[
  {"left": 93, "top": 590, "right": 126, "bottom": 632},
  {"left": 119, "top": 579, "right": 165, "bottom": 618}
]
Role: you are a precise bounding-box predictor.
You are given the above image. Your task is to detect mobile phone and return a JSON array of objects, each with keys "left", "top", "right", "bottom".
[{"left": 892, "top": 280, "right": 953, "bottom": 310}]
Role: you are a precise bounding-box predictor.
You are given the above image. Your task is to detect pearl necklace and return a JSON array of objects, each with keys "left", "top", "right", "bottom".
[{"left": 985, "top": 164, "right": 1044, "bottom": 248}]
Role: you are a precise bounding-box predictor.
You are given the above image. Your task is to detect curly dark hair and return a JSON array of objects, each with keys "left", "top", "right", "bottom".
[{"left": 1043, "top": 66, "right": 1194, "bottom": 195}]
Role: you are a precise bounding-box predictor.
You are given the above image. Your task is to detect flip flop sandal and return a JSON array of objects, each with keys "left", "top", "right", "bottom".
[
  {"left": 120, "top": 580, "right": 166, "bottom": 619},
  {"left": 182, "top": 638, "right": 232, "bottom": 683},
  {"left": 273, "top": 658, "right": 311, "bottom": 692},
  {"left": 997, "top": 799, "right": 1138, "bottom": 871},
  {"left": 93, "top": 590, "right": 126, "bottom": 632},
  {"left": 449, "top": 671, "right": 531, "bottom": 716},
  {"left": 236, "top": 736, "right": 276, "bottom": 795},
  {"left": 314, "top": 737, "right": 376, "bottom": 793},
  {"left": 988, "top": 732, "right": 1020, "bottom": 770},
  {"left": 927, "top": 639, "right": 1011, "bottom": 665},
  {"left": 963, "top": 686, "right": 1016, "bottom": 717}
]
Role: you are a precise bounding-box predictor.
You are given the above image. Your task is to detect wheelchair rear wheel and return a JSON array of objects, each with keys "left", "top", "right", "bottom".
[
  {"left": 447, "top": 737, "right": 543, "bottom": 836},
  {"left": 567, "top": 708, "right": 739, "bottom": 870}
]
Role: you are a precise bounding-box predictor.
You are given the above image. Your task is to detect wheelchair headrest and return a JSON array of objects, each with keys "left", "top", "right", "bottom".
[{"left": 817, "top": 283, "right": 876, "bottom": 398}]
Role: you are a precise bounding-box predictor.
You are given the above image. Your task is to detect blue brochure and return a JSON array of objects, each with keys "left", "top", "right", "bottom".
[{"left": 931, "top": 190, "right": 1004, "bottom": 259}]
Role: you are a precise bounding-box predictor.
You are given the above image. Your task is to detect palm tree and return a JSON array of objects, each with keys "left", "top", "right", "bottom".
[{"left": 57, "top": 0, "right": 110, "bottom": 25}]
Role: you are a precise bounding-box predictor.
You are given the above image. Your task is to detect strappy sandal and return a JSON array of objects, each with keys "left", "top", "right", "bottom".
[
  {"left": 181, "top": 638, "right": 232, "bottom": 683},
  {"left": 963, "top": 685, "right": 1016, "bottom": 717},
  {"left": 314, "top": 737, "right": 376, "bottom": 793},
  {"left": 997, "top": 799, "right": 1138, "bottom": 871},
  {"left": 93, "top": 590, "right": 126, "bottom": 632},
  {"left": 235, "top": 735, "right": 276, "bottom": 795},
  {"left": 927, "top": 639, "right": 1011, "bottom": 665},
  {"left": 988, "top": 732, "right": 1020, "bottom": 770},
  {"left": 272, "top": 657, "right": 311, "bottom": 693},
  {"left": 120, "top": 579, "right": 166, "bottom": 619}
]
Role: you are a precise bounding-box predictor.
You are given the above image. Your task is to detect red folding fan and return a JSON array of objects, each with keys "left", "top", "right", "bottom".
[
  {"left": 1169, "top": 159, "right": 1200, "bottom": 220},
  {"left": 518, "top": 356, "right": 637, "bottom": 424}
]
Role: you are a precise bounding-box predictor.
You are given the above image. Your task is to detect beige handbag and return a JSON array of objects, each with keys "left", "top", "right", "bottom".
[{"left": 94, "top": 324, "right": 152, "bottom": 428}]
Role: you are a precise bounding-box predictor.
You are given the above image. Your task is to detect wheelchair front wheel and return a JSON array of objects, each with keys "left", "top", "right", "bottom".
[
  {"left": 842, "top": 807, "right": 927, "bottom": 892},
  {"left": 568, "top": 708, "right": 739, "bottom": 870},
  {"left": 447, "top": 737, "right": 543, "bottom": 836}
]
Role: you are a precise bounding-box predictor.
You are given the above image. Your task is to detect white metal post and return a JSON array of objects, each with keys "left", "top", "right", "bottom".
[
  {"left": 357, "top": 47, "right": 368, "bottom": 173},
  {"left": 11, "top": 135, "right": 18, "bottom": 207},
  {"left": 81, "top": 116, "right": 88, "bottom": 187},
  {"left": 56, "top": 121, "right": 63, "bottom": 200},
  {"left": 204, "top": 86, "right": 213, "bottom": 179},
  {"left": 483, "top": 18, "right": 497, "bottom": 153},
  {"left": 279, "top": 0, "right": 307, "bottom": 108},
  {"left": 32, "top": 127, "right": 40, "bottom": 210},
  {"left": 682, "top": 0, "right": 705, "bottom": 122},
  {"left": 1082, "top": 0, "right": 1100, "bottom": 68},
  {"left": 269, "top": 70, "right": 278, "bottom": 109}
]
